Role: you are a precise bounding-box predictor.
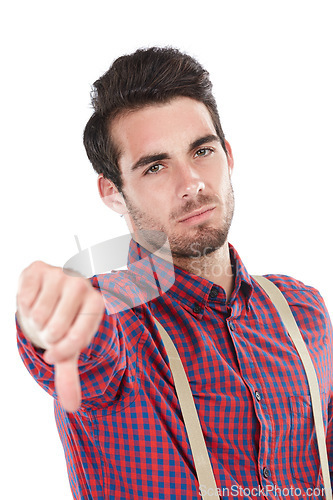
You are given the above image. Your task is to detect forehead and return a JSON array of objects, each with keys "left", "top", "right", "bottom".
[{"left": 110, "top": 97, "right": 216, "bottom": 170}]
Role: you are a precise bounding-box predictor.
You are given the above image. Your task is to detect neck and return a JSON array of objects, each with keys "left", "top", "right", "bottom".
[
  {"left": 131, "top": 228, "right": 235, "bottom": 303},
  {"left": 172, "top": 242, "right": 235, "bottom": 303}
]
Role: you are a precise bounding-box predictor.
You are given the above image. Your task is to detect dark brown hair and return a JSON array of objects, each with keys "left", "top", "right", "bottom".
[{"left": 83, "top": 46, "right": 227, "bottom": 193}]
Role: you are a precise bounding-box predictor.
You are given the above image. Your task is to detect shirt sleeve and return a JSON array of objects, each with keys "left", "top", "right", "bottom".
[
  {"left": 311, "top": 287, "right": 333, "bottom": 483},
  {"left": 281, "top": 277, "right": 333, "bottom": 482},
  {"left": 322, "top": 297, "right": 333, "bottom": 483},
  {"left": 328, "top": 398, "right": 333, "bottom": 487},
  {"left": 16, "top": 274, "right": 128, "bottom": 409}
]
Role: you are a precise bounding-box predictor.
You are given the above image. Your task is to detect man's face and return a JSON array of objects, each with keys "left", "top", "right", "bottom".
[{"left": 110, "top": 97, "right": 235, "bottom": 260}]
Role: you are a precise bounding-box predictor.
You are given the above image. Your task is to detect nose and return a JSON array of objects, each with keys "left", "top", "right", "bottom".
[{"left": 175, "top": 163, "right": 206, "bottom": 199}]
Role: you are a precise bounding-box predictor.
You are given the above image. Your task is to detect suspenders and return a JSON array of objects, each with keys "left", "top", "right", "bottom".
[{"left": 152, "top": 276, "right": 332, "bottom": 500}]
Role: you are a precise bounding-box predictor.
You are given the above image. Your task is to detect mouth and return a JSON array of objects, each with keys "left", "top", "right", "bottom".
[{"left": 178, "top": 206, "right": 216, "bottom": 224}]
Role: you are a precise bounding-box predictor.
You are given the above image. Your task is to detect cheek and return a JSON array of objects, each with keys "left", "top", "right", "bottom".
[
  {"left": 135, "top": 191, "right": 168, "bottom": 220},
  {"left": 208, "top": 168, "right": 225, "bottom": 190},
  {"left": 138, "top": 186, "right": 165, "bottom": 208}
]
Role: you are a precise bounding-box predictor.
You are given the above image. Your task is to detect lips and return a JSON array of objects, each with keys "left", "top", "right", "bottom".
[{"left": 178, "top": 206, "right": 215, "bottom": 222}]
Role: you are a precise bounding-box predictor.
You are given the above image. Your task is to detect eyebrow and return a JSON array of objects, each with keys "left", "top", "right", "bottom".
[{"left": 130, "top": 134, "right": 220, "bottom": 173}]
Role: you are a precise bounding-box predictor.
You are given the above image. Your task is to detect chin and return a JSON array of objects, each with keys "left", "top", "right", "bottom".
[{"left": 169, "top": 226, "right": 228, "bottom": 259}]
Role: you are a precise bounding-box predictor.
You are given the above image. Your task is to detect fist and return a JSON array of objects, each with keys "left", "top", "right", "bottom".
[{"left": 16, "top": 260, "right": 105, "bottom": 412}]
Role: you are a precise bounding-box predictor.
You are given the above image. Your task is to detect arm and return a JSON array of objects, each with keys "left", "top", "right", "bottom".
[
  {"left": 312, "top": 289, "right": 333, "bottom": 485},
  {"left": 16, "top": 261, "right": 109, "bottom": 412},
  {"left": 323, "top": 301, "right": 333, "bottom": 484},
  {"left": 16, "top": 304, "right": 122, "bottom": 408},
  {"left": 328, "top": 395, "right": 333, "bottom": 486}
]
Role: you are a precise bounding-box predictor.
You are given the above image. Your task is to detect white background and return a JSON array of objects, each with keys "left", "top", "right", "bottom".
[{"left": 1, "top": 1, "right": 332, "bottom": 498}]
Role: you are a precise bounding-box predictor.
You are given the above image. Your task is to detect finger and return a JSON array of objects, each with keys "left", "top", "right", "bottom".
[
  {"left": 44, "top": 294, "right": 105, "bottom": 363},
  {"left": 42, "top": 278, "right": 91, "bottom": 345},
  {"left": 16, "top": 309, "right": 50, "bottom": 349},
  {"left": 29, "top": 277, "right": 62, "bottom": 331},
  {"left": 17, "top": 263, "right": 43, "bottom": 316},
  {"left": 54, "top": 356, "right": 81, "bottom": 413}
]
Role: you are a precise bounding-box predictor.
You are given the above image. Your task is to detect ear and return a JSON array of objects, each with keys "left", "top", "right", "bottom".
[
  {"left": 224, "top": 139, "right": 234, "bottom": 176},
  {"left": 97, "top": 174, "right": 127, "bottom": 215}
]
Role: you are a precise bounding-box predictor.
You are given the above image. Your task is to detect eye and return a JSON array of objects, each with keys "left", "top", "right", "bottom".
[
  {"left": 144, "top": 164, "right": 164, "bottom": 175},
  {"left": 195, "top": 147, "right": 214, "bottom": 158}
]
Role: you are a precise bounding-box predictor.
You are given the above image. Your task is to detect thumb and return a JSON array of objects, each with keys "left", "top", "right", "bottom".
[{"left": 54, "top": 355, "right": 82, "bottom": 413}]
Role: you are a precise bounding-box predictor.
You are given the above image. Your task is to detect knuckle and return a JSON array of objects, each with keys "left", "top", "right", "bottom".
[
  {"left": 47, "top": 320, "right": 65, "bottom": 338},
  {"left": 19, "top": 261, "right": 50, "bottom": 292},
  {"left": 70, "top": 324, "right": 94, "bottom": 351},
  {"left": 31, "top": 307, "right": 47, "bottom": 327},
  {"left": 90, "top": 291, "right": 105, "bottom": 311},
  {"left": 63, "top": 340, "right": 82, "bottom": 360},
  {"left": 68, "top": 329, "right": 81, "bottom": 343},
  {"left": 68, "top": 277, "right": 88, "bottom": 295},
  {"left": 48, "top": 266, "right": 65, "bottom": 282},
  {"left": 47, "top": 346, "right": 76, "bottom": 363},
  {"left": 18, "top": 270, "right": 36, "bottom": 291},
  {"left": 28, "top": 260, "right": 46, "bottom": 273},
  {"left": 17, "top": 293, "right": 30, "bottom": 309},
  {"left": 44, "top": 268, "right": 66, "bottom": 291},
  {"left": 50, "top": 334, "right": 79, "bottom": 358}
]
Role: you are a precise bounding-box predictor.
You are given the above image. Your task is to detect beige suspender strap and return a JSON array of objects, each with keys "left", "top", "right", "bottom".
[
  {"left": 253, "top": 275, "right": 332, "bottom": 500},
  {"left": 152, "top": 276, "right": 332, "bottom": 499},
  {"left": 153, "top": 319, "right": 220, "bottom": 498}
]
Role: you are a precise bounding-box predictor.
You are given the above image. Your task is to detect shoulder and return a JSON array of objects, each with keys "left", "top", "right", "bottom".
[
  {"left": 88, "top": 269, "right": 152, "bottom": 316},
  {"left": 256, "top": 273, "right": 322, "bottom": 299},
  {"left": 89, "top": 269, "right": 141, "bottom": 294},
  {"left": 254, "top": 273, "right": 331, "bottom": 327}
]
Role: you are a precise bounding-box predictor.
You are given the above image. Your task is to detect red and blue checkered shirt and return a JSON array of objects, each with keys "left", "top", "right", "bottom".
[{"left": 17, "top": 242, "right": 333, "bottom": 499}]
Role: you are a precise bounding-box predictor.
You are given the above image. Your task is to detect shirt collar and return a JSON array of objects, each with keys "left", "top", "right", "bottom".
[{"left": 127, "top": 239, "right": 253, "bottom": 314}]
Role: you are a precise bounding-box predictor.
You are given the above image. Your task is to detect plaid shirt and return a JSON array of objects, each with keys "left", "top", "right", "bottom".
[{"left": 16, "top": 242, "right": 333, "bottom": 500}]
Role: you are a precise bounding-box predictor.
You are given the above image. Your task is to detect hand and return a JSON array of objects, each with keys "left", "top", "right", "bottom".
[{"left": 16, "top": 261, "right": 105, "bottom": 412}]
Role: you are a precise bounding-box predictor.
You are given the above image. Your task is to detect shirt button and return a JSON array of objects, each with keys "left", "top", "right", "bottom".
[
  {"left": 255, "top": 391, "right": 261, "bottom": 402},
  {"left": 209, "top": 287, "right": 218, "bottom": 298},
  {"left": 193, "top": 303, "right": 202, "bottom": 314},
  {"left": 263, "top": 467, "right": 270, "bottom": 479},
  {"left": 229, "top": 322, "right": 235, "bottom": 331}
]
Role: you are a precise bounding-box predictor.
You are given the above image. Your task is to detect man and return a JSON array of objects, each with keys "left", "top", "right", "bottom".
[{"left": 16, "top": 47, "right": 332, "bottom": 499}]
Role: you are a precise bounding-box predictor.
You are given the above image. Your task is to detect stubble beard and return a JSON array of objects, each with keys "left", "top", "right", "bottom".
[{"left": 122, "top": 184, "right": 235, "bottom": 261}]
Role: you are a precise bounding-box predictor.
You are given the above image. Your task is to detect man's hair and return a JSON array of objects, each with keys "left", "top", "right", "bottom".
[{"left": 83, "top": 46, "right": 227, "bottom": 194}]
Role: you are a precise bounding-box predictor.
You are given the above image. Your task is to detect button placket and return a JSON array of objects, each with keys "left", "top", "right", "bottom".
[
  {"left": 193, "top": 303, "right": 202, "bottom": 314},
  {"left": 209, "top": 287, "right": 218, "bottom": 299},
  {"left": 263, "top": 467, "right": 270, "bottom": 479},
  {"left": 229, "top": 321, "right": 235, "bottom": 331}
]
